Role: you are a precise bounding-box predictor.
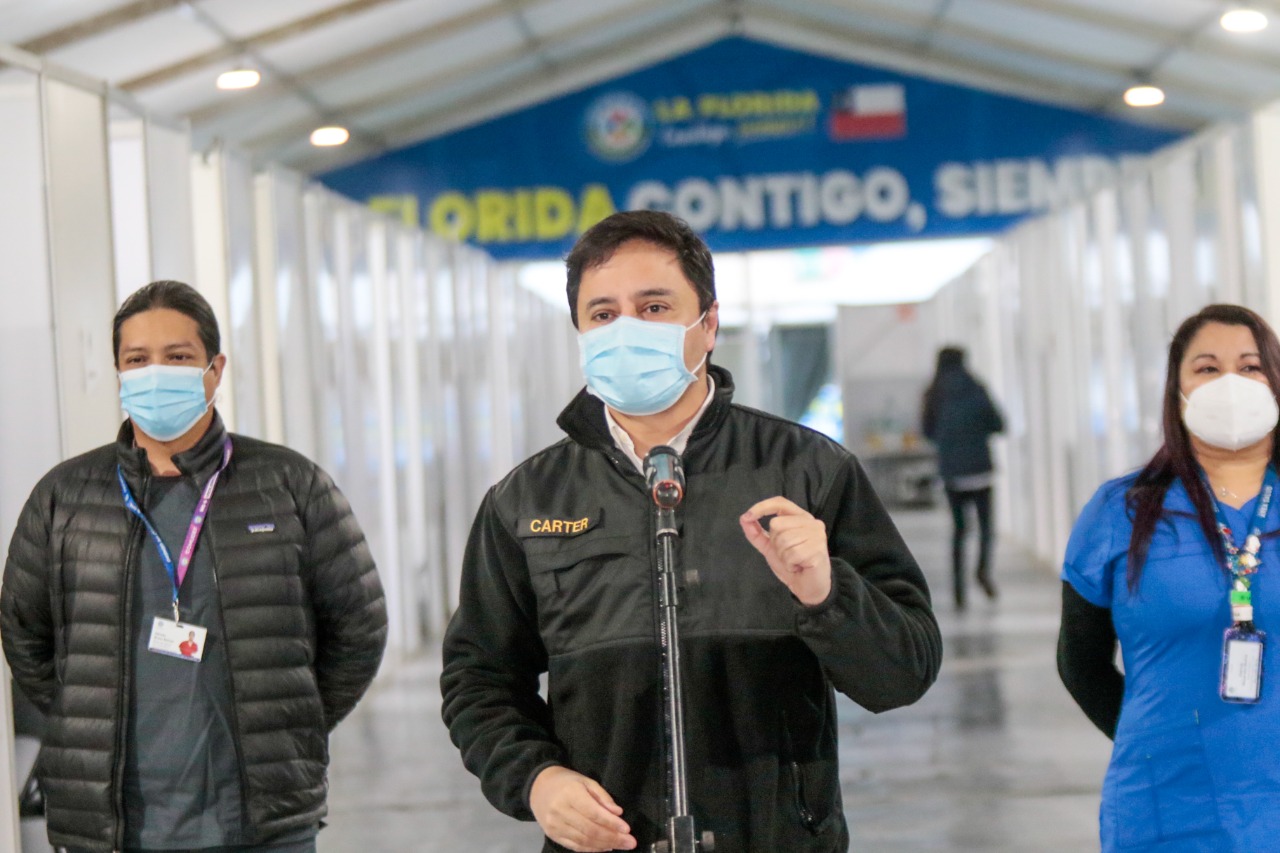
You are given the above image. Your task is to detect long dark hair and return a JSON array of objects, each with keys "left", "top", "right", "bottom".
[
  {"left": 113, "top": 280, "right": 221, "bottom": 367},
  {"left": 1126, "top": 304, "right": 1280, "bottom": 590}
]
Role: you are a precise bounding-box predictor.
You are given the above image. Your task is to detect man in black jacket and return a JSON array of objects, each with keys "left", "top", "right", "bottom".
[
  {"left": 1, "top": 280, "right": 388, "bottom": 852},
  {"left": 440, "top": 211, "right": 941, "bottom": 853}
]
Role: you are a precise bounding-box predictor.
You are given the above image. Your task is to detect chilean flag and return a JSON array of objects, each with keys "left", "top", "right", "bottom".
[{"left": 829, "top": 83, "right": 907, "bottom": 140}]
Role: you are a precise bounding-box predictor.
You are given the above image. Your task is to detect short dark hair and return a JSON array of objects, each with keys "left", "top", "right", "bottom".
[
  {"left": 935, "top": 346, "right": 965, "bottom": 372},
  {"left": 113, "top": 280, "right": 221, "bottom": 367},
  {"left": 565, "top": 210, "right": 716, "bottom": 328}
]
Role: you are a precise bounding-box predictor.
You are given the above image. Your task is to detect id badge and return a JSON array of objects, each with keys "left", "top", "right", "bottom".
[
  {"left": 1220, "top": 625, "right": 1265, "bottom": 704},
  {"left": 148, "top": 617, "right": 207, "bottom": 662}
]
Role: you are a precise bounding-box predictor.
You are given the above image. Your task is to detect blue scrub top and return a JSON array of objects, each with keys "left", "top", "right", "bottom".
[{"left": 1064, "top": 473, "right": 1280, "bottom": 852}]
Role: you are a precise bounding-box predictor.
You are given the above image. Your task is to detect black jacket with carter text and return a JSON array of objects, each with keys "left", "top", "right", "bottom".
[
  {"left": 1, "top": 415, "right": 388, "bottom": 851},
  {"left": 440, "top": 366, "right": 941, "bottom": 852}
]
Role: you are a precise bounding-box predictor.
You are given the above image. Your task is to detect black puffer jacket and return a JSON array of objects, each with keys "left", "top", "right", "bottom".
[
  {"left": 1, "top": 414, "right": 387, "bottom": 851},
  {"left": 441, "top": 367, "right": 941, "bottom": 852}
]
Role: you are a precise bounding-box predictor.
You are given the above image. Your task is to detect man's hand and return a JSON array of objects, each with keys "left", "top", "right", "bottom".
[
  {"left": 740, "top": 496, "right": 832, "bottom": 606},
  {"left": 529, "top": 765, "right": 637, "bottom": 852}
]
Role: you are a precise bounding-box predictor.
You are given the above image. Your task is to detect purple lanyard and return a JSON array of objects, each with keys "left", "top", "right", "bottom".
[{"left": 117, "top": 439, "right": 232, "bottom": 621}]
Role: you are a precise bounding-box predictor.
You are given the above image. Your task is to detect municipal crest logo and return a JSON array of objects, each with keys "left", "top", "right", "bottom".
[{"left": 584, "top": 92, "right": 653, "bottom": 162}]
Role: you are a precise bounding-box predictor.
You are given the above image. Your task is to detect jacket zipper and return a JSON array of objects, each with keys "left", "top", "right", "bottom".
[
  {"left": 781, "top": 710, "right": 819, "bottom": 832},
  {"left": 112, "top": 470, "right": 146, "bottom": 852},
  {"left": 206, "top": 518, "right": 253, "bottom": 839},
  {"left": 790, "top": 761, "right": 818, "bottom": 831}
]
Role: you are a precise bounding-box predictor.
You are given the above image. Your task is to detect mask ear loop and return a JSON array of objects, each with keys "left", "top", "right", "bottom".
[
  {"left": 685, "top": 311, "right": 711, "bottom": 375},
  {"left": 205, "top": 360, "right": 223, "bottom": 412}
]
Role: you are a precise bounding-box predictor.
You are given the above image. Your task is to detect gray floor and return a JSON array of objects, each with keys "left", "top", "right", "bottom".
[
  {"left": 14, "top": 505, "right": 1110, "bottom": 852},
  {"left": 315, "top": 505, "right": 1112, "bottom": 853}
]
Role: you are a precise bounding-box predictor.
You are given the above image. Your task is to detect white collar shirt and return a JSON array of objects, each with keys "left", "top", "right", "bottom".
[{"left": 603, "top": 376, "right": 717, "bottom": 473}]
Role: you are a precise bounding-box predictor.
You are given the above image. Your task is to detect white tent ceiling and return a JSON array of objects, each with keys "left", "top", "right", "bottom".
[{"left": 3, "top": 0, "right": 1279, "bottom": 175}]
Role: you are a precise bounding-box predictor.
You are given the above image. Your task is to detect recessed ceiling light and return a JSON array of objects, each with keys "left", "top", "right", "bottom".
[
  {"left": 1124, "top": 84, "right": 1165, "bottom": 108},
  {"left": 310, "top": 126, "right": 350, "bottom": 147},
  {"left": 216, "top": 68, "right": 260, "bottom": 90},
  {"left": 1221, "top": 7, "right": 1268, "bottom": 33}
]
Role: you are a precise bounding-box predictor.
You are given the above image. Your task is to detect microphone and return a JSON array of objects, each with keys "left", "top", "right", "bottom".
[{"left": 644, "top": 445, "right": 685, "bottom": 509}]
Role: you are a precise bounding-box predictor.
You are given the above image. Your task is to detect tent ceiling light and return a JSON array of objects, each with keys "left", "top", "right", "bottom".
[
  {"left": 1221, "top": 8, "right": 1268, "bottom": 33},
  {"left": 310, "top": 126, "right": 350, "bottom": 147},
  {"left": 216, "top": 68, "right": 260, "bottom": 90},
  {"left": 1124, "top": 84, "right": 1165, "bottom": 108}
]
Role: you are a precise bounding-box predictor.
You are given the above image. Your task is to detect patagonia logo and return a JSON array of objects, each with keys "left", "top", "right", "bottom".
[
  {"left": 517, "top": 512, "right": 600, "bottom": 538},
  {"left": 246, "top": 523, "right": 276, "bottom": 534}
]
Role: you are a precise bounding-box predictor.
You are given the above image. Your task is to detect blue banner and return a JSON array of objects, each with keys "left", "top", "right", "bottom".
[{"left": 320, "top": 37, "right": 1180, "bottom": 260}]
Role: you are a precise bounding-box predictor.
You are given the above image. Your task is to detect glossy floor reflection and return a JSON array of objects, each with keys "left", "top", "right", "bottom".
[{"left": 316, "top": 505, "right": 1112, "bottom": 853}]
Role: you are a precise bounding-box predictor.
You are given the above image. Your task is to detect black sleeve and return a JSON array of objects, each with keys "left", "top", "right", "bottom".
[
  {"left": 1, "top": 478, "right": 58, "bottom": 713},
  {"left": 301, "top": 464, "right": 388, "bottom": 730},
  {"left": 798, "top": 454, "right": 942, "bottom": 712},
  {"left": 1056, "top": 580, "right": 1123, "bottom": 739},
  {"left": 439, "top": 488, "right": 563, "bottom": 820}
]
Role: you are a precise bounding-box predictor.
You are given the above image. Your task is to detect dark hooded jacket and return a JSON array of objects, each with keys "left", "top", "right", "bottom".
[
  {"left": 1, "top": 414, "right": 387, "bottom": 851},
  {"left": 440, "top": 366, "right": 940, "bottom": 853},
  {"left": 922, "top": 363, "right": 1004, "bottom": 481}
]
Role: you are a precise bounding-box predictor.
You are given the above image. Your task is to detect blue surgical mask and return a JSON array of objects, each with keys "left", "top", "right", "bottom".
[
  {"left": 119, "top": 364, "right": 215, "bottom": 442},
  {"left": 578, "top": 313, "right": 708, "bottom": 416}
]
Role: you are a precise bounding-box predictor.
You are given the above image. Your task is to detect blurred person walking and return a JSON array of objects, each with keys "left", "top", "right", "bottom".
[
  {"left": 922, "top": 346, "right": 1004, "bottom": 609},
  {"left": 1059, "top": 304, "right": 1280, "bottom": 851}
]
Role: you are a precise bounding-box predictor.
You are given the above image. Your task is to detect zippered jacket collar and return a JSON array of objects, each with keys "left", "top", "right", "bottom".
[
  {"left": 115, "top": 411, "right": 230, "bottom": 486},
  {"left": 556, "top": 364, "right": 737, "bottom": 453}
]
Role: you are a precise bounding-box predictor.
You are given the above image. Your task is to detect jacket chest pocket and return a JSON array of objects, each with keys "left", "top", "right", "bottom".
[{"left": 526, "top": 533, "right": 652, "bottom": 654}]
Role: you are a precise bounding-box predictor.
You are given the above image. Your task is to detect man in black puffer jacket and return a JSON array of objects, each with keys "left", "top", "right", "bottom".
[
  {"left": 1, "top": 281, "right": 387, "bottom": 852},
  {"left": 441, "top": 212, "right": 940, "bottom": 853}
]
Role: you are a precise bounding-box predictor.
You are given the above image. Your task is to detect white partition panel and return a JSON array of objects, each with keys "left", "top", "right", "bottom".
[
  {"left": 107, "top": 106, "right": 150, "bottom": 301},
  {"left": 364, "top": 220, "right": 407, "bottom": 658},
  {"left": 251, "top": 172, "right": 286, "bottom": 446},
  {"left": 437, "top": 244, "right": 471, "bottom": 611},
  {"left": 466, "top": 250, "right": 495, "bottom": 500},
  {"left": 192, "top": 146, "right": 265, "bottom": 436},
  {"left": 106, "top": 106, "right": 195, "bottom": 301},
  {"left": 0, "top": 63, "right": 56, "bottom": 853},
  {"left": 145, "top": 120, "right": 196, "bottom": 284},
  {"left": 487, "top": 263, "right": 517, "bottom": 480},
  {"left": 416, "top": 237, "right": 450, "bottom": 634},
  {"left": 191, "top": 149, "right": 237, "bottom": 429},
  {"left": 223, "top": 149, "right": 265, "bottom": 438},
  {"left": 1121, "top": 171, "right": 1166, "bottom": 458},
  {"left": 1159, "top": 148, "right": 1204, "bottom": 326},
  {"left": 1208, "top": 130, "right": 1246, "bottom": 306},
  {"left": 1254, "top": 103, "right": 1280, "bottom": 326},
  {"left": 0, "top": 65, "right": 60, "bottom": 544},
  {"left": 42, "top": 76, "right": 120, "bottom": 457},
  {"left": 391, "top": 230, "right": 428, "bottom": 650},
  {"left": 257, "top": 169, "right": 319, "bottom": 454}
]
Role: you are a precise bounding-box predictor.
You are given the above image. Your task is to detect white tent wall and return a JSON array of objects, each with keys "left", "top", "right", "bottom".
[
  {"left": 0, "top": 50, "right": 54, "bottom": 853},
  {"left": 191, "top": 144, "right": 265, "bottom": 438},
  {"left": 108, "top": 107, "right": 197, "bottom": 303},
  {"left": 926, "top": 103, "right": 1280, "bottom": 569}
]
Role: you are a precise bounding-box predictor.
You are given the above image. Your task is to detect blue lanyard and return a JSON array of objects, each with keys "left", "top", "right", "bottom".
[
  {"left": 117, "top": 439, "right": 232, "bottom": 621},
  {"left": 1209, "top": 466, "right": 1278, "bottom": 623}
]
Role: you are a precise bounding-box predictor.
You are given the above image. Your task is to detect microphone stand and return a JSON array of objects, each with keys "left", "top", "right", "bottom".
[{"left": 646, "top": 447, "right": 714, "bottom": 853}]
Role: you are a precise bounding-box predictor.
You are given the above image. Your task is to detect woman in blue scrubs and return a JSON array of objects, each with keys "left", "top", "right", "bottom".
[{"left": 1059, "top": 303, "right": 1280, "bottom": 852}]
